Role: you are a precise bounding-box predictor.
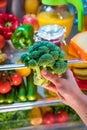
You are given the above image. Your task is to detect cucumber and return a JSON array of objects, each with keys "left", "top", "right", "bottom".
[
  {"left": 5, "top": 87, "right": 16, "bottom": 104},
  {"left": 17, "top": 79, "right": 27, "bottom": 102},
  {"left": 0, "top": 94, "right": 5, "bottom": 104},
  {"left": 26, "top": 71, "right": 37, "bottom": 101}
]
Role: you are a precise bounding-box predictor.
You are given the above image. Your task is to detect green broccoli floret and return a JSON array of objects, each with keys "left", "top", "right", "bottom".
[
  {"left": 38, "top": 54, "right": 55, "bottom": 68},
  {"left": 53, "top": 61, "right": 68, "bottom": 75},
  {"left": 28, "top": 59, "right": 49, "bottom": 86},
  {"left": 20, "top": 41, "right": 68, "bottom": 86},
  {"left": 58, "top": 51, "right": 66, "bottom": 61}
]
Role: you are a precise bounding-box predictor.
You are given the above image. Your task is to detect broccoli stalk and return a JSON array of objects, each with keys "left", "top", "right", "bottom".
[
  {"left": 20, "top": 41, "right": 68, "bottom": 87},
  {"left": 27, "top": 59, "right": 50, "bottom": 86},
  {"left": 33, "top": 66, "right": 49, "bottom": 86}
]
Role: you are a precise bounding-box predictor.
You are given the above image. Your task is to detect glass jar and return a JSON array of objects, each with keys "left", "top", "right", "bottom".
[
  {"left": 37, "top": 5, "right": 74, "bottom": 38},
  {"left": 34, "top": 24, "right": 66, "bottom": 48},
  {"left": 37, "top": 0, "right": 84, "bottom": 38}
]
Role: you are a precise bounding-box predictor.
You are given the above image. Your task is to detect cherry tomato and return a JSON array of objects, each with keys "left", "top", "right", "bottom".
[
  {"left": 0, "top": 81, "right": 11, "bottom": 94},
  {"left": 43, "top": 112, "right": 55, "bottom": 125},
  {"left": 55, "top": 111, "right": 69, "bottom": 123},
  {"left": 10, "top": 73, "right": 22, "bottom": 86}
]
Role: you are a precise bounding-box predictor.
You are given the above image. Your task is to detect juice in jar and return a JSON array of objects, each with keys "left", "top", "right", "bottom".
[{"left": 37, "top": 11, "right": 74, "bottom": 38}]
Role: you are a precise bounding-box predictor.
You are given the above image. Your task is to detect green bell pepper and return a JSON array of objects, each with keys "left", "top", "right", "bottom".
[{"left": 11, "top": 24, "right": 34, "bottom": 50}]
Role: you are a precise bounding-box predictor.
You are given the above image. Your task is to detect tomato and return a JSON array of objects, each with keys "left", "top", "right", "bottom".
[
  {"left": 0, "top": 81, "right": 11, "bottom": 94},
  {"left": 10, "top": 73, "right": 22, "bottom": 86},
  {"left": 43, "top": 112, "right": 55, "bottom": 125},
  {"left": 55, "top": 111, "right": 69, "bottom": 123}
]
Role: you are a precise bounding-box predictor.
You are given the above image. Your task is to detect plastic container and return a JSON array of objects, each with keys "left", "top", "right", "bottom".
[
  {"left": 34, "top": 24, "right": 66, "bottom": 48},
  {"left": 0, "top": 0, "right": 7, "bottom": 13}
]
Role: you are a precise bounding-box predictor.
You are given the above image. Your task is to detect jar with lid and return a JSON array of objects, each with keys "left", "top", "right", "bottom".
[
  {"left": 37, "top": 0, "right": 84, "bottom": 38},
  {"left": 34, "top": 24, "right": 66, "bottom": 48}
]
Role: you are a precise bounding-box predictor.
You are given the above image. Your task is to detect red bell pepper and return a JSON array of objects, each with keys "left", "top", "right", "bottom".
[{"left": 0, "top": 13, "right": 20, "bottom": 40}]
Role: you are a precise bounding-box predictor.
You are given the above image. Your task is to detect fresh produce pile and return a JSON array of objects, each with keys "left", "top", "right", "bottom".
[
  {"left": 21, "top": 41, "right": 68, "bottom": 87},
  {"left": 0, "top": 104, "right": 81, "bottom": 130},
  {"left": 0, "top": 70, "right": 37, "bottom": 104},
  {"left": 0, "top": 12, "right": 39, "bottom": 63},
  {"left": 0, "top": 110, "right": 30, "bottom": 130},
  {"left": 29, "top": 104, "right": 81, "bottom": 126},
  {"left": 0, "top": 1, "right": 84, "bottom": 129}
]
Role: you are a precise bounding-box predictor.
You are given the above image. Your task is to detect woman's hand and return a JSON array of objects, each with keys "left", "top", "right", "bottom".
[
  {"left": 41, "top": 69, "right": 87, "bottom": 125},
  {"left": 41, "top": 69, "right": 83, "bottom": 106}
]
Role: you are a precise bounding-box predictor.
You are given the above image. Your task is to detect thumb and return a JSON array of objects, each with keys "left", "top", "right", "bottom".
[
  {"left": 41, "top": 69, "right": 67, "bottom": 100},
  {"left": 41, "top": 69, "right": 61, "bottom": 86}
]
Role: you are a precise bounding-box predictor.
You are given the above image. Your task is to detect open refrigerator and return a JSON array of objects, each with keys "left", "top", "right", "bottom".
[
  {"left": 0, "top": 26, "right": 86, "bottom": 130},
  {"left": 0, "top": 0, "right": 87, "bottom": 130}
]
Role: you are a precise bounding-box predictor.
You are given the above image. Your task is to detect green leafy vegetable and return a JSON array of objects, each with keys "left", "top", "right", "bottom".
[
  {"left": 0, "top": 110, "right": 30, "bottom": 130},
  {"left": 21, "top": 41, "right": 68, "bottom": 86}
]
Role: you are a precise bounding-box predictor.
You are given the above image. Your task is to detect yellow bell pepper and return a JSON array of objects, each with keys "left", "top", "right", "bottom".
[{"left": 15, "top": 60, "right": 31, "bottom": 77}]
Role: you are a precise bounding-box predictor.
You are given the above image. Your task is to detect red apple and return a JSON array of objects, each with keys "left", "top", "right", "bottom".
[{"left": 22, "top": 14, "right": 39, "bottom": 31}]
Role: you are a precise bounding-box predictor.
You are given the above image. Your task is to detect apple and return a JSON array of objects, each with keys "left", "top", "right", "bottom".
[{"left": 22, "top": 14, "right": 39, "bottom": 31}]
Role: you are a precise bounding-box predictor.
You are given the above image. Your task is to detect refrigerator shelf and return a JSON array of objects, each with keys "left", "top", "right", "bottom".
[{"left": 0, "top": 98, "right": 62, "bottom": 113}]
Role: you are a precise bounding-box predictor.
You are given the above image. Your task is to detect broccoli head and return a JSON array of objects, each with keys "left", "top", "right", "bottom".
[{"left": 20, "top": 41, "right": 68, "bottom": 86}]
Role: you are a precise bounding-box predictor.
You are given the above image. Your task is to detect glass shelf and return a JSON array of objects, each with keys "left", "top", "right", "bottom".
[
  {"left": 14, "top": 122, "right": 85, "bottom": 130},
  {"left": 0, "top": 98, "right": 62, "bottom": 113}
]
